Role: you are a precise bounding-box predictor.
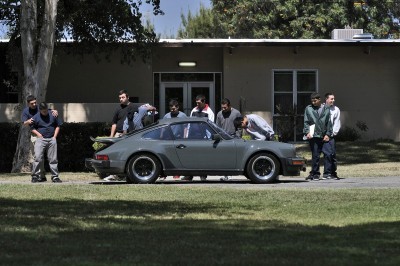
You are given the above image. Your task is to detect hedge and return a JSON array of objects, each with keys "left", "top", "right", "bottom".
[{"left": 0, "top": 122, "right": 111, "bottom": 173}]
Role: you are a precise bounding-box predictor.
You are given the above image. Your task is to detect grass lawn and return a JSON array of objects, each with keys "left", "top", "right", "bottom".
[
  {"left": 0, "top": 185, "right": 399, "bottom": 265},
  {"left": 0, "top": 140, "right": 399, "bottom": 265}
]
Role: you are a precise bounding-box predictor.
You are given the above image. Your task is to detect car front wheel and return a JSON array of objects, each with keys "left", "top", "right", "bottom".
[
  {"left": 246, "top": 153, "right": 280, "bottom": 184},
  {"left": 126, "top": 154, "right": 161, "bottom": 184}
]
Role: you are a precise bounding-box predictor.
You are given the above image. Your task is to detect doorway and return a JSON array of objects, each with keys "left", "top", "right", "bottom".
[{"left": 160, "top": 82, "right": 215, "bottom": 117}]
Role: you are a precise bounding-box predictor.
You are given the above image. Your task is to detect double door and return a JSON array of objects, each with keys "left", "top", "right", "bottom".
[{"left": 159, "top": 82, "right": 214, "bottom": 117}]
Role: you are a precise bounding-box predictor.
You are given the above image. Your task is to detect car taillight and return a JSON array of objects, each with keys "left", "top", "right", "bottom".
[{"left": 95, "top": 154, "right": 109, "bottom": 161}]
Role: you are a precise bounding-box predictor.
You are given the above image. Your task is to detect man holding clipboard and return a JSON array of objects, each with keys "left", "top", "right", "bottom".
[{"left": 303, "top": 93, "right": 332, "bottom": 181}]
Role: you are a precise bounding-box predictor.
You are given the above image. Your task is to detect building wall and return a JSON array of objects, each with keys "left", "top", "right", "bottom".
[
  {"left": 1, "top": 44, "right": 399, "bottom": 140},
  {"left": 222, "top": 46, "right": 400, "bottom": 140},
  {"left": 47, "top": 48, "right": 154, "bottom": 103}
]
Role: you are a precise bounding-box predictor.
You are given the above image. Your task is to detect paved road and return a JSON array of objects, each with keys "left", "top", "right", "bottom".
[
  {"left": 1, "top": 176, "right": 399, "bottom": 189},
  {"left": 90, "top": 176, "right": 400, "bottom": 189}
]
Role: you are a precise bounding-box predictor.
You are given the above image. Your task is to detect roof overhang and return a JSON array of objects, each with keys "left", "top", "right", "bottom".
[{"left": 158, "top": 38, "right": 400, "bottom": 47}]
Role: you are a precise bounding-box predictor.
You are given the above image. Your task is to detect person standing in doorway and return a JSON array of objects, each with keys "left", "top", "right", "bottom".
[
  {"left": 182, "top": 94, "right": 215, "bottom": 181},
  {"left": 30, "top": 102, "right": 62, "bottom": 183},
  {"left": 322, "top": 92, "right": 341, "bottom": 180},
  {"left": 216, "top": 98, "right": 241, "bottom": 181},
  {"left": 189, "top": 94, "right": 215, "bottom": 122},
  {"left": 162, "top": 99, "right": 187, "bottom": 180},
  {"left": 303, "top": 92, "right": 332, "bottom": 181},
  {"left": 22, "top": 95, "right": 58, "bottom": 182}
]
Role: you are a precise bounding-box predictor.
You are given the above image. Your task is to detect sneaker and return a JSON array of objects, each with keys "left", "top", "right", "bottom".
[
  {"left": 220, "top": 176, "right": 231, "bottom": 181},
  {"left": 103, "top": 175, "right": 116, "bottom": 181},
  {"left": 313, "top": 176, "right": 320, "bottom": 181},
  {"left": 37, "top": 176, "right": 47, "bottom": 182},
  {"left": 200, "top": 175, "right": 207, "bottom": 181},
  {"left": 181, "top": 176, "right": 193, "bottom": 181},
  {"left": 52, "top": 177, "right": 62, "bottom": 183},
  {"left": 305, "top": 174, "right": 314, "bottom": 180},
  {"left": 322, "top": 174, "right": 331, "bottom": 180},
  {"left": 173, "top": 176, "right": 180, "bottom": 180},
  {"left": 31, "top": 176, "right": 39, "bottom": 183}
]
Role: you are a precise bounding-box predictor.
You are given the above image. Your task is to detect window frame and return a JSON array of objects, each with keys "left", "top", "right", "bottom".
[{"left": 271, "top": 69, "right": 318, "bottom": 142}]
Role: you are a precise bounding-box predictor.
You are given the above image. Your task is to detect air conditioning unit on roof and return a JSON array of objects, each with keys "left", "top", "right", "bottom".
[{"left": 331, "top": 29, "right": 363, "bottom": 39}]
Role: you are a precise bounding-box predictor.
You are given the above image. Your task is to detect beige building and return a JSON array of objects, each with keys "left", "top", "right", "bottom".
[{"left": 1, "top": 38, "right": 400, "bottom": 141}]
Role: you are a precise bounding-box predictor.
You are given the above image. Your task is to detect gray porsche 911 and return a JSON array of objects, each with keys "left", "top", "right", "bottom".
[{"left": 86, "top": 118, "right": 306, "bottom": 184}]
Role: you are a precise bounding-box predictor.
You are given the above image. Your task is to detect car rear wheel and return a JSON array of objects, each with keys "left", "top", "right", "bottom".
[
  {"left": 126, "top": 154, "right": 161, "bottom": 184},
  {"left": 246, "top": 153, "right": 280, "bottom": 184}
]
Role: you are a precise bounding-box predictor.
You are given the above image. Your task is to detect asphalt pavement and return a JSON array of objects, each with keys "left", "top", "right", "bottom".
[{"left": 1, "top": 175, "right": 399, "bottom": 189}]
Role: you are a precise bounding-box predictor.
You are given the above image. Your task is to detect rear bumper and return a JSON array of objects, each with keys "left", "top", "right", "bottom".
[
  {"left": 283, "top": 157, "right": 307, "bottom": 176},
  {"left": 85, "top": 158, "right": 125, "bottom": 175}
]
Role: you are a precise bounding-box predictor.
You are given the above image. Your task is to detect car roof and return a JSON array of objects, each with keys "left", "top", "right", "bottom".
[{"left": 158, "top": 117, "right": 209, "bottom": 125}]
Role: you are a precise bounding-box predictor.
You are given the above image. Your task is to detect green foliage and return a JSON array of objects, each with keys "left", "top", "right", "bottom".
[
  {"left": 178, "top": 4, "right": 220, "bottom": 38},
  {"left": 92, "top": 136, "right": 109, "bottom": 151},
  {"left": 179, "top": 0, "right": 400, "bottom": 38},
  {"left": 0, "top": 122, "right": 111, "bottom": 173},
  {"left": 336, "top": 120, "right": 369, "bottom": 141},
  {"left": 0, "top": 123, "right": 20, "bottom": 173}
]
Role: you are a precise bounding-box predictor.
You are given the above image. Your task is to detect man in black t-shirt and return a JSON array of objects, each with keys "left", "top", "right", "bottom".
[{"left": 110, "top": 90, "right": 130, "bottom": 137}]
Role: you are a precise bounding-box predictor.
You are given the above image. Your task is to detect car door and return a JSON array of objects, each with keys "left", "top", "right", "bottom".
[{"left": 172, "top": 121, "right": 237, "bottom": 169}]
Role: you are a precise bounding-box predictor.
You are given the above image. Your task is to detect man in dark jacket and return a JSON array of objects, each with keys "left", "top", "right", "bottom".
[{"left": 303, "top": 92, "right": 333, "bottom": 181}]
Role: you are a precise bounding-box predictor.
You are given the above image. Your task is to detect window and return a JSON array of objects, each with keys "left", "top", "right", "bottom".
[
  {"left": 142, "top": 127, "right": 173, "bottom": 140},
  {"left": 273, "top": 70, "right": 317, "bottom": 142},
  {"left": 186, "top": 122, "right": 214, "bottom": 140}
]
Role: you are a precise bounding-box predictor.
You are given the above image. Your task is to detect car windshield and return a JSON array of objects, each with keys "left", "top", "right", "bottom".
[{"left": 208, "top": 121, "right": 234, "bottom": 140}]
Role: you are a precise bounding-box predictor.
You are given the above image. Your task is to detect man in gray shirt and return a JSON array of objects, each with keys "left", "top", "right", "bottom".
[
  {"left": 216, "top": 98, "right": 242, "bottom": 181},
  {"left": 216, "top": 98, "right": 242, "bottom": 137}
]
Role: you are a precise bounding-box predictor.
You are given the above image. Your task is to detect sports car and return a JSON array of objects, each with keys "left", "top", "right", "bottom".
[{"left": 86, "top": 117, "right": 306, "bottom": 184}]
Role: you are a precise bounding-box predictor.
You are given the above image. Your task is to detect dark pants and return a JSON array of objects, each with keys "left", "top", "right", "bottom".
[
  {"left": 308, "top": 138, "right": 330, "bottom": 177},
  {"left": 322, "top": 137, "right": 337, "bottom": 176}
]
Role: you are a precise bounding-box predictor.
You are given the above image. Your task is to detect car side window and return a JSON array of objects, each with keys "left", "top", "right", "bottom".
[
  {"left": 142, "top": 127, "right": 173, "bottom": 140},
  {"left": 170, "top": 124, "right": 187, "bottom": 140},
  {"left": 186, "top": 122, "right": 213, "bottom": 140}
]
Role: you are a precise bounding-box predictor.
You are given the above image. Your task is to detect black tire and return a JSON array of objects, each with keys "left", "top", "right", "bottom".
[
  {"left": 126, "top": 154, "right": 161, "bottom": 184},
  {"left": 246, "top": 153, "right": 280, "bottom": 184}
]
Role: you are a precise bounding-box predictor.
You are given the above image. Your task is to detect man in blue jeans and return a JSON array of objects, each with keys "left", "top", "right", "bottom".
[
  {"left": 30, "top": 102, "right": 62, "bottom": 183},
  {"left": 303, "top": 93, "right": 332, "bottom": 181},
  {"left": 322, "top": 92, "right": 341, "bottom": 180}
]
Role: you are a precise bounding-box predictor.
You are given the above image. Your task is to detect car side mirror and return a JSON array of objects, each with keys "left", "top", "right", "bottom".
[{"left": 212, "top": 134, "right": 222, "bottom": 141}]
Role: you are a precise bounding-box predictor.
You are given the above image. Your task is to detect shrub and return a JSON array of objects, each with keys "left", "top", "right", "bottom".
[{"left": 0, "top": 122, "right": 111, "bottom": 173}]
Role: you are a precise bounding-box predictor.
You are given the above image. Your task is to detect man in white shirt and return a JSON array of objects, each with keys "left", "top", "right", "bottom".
[
  {"left": 181, "top": 94, "right": 215, "bottom": 181},
  {"left": 233, "top": 114, "right": 274, "bottom": 141},
  {"left": 322, "top": 92, "right": 341, "bottom": 180}
]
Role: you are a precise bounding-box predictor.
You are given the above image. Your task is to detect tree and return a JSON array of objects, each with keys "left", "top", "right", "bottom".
[
  {"left": 177, "top": 4, "right": 220, "bottom": 38},
  {"left": 179, "top": 0, "right": 400, "bottom": 39},
  {"left": 0, "top": 0, "right": 163, "bottom": 173}
]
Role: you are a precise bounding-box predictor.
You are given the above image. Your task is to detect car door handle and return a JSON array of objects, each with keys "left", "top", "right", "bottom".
[{"left": 176, "top": 144, "right": 186, "bottom": 149}]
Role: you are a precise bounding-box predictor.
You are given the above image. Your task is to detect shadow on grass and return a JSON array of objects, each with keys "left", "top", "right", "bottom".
[{"left": 1, "top": 198, "right": 399, "bottom": 265}]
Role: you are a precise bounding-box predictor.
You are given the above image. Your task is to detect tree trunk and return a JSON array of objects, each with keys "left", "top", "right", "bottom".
[{"left": 11, "top": 0, "right": 58, "bottom": 173}]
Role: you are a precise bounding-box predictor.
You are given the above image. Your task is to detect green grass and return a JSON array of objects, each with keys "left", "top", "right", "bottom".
[
  {"left": 1, "top": 140, "right": 399, "bottom": 265},
  {"left": 296, "top": 140, "right": 400, "bottom": 165},
  {"left": 1, "top": 185, "right": 399, "bottom": 265}
]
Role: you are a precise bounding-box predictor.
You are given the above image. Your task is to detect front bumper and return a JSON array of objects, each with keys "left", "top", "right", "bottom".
[{"left": 283, "top": 157, "right": 307, "bottom": 176}]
